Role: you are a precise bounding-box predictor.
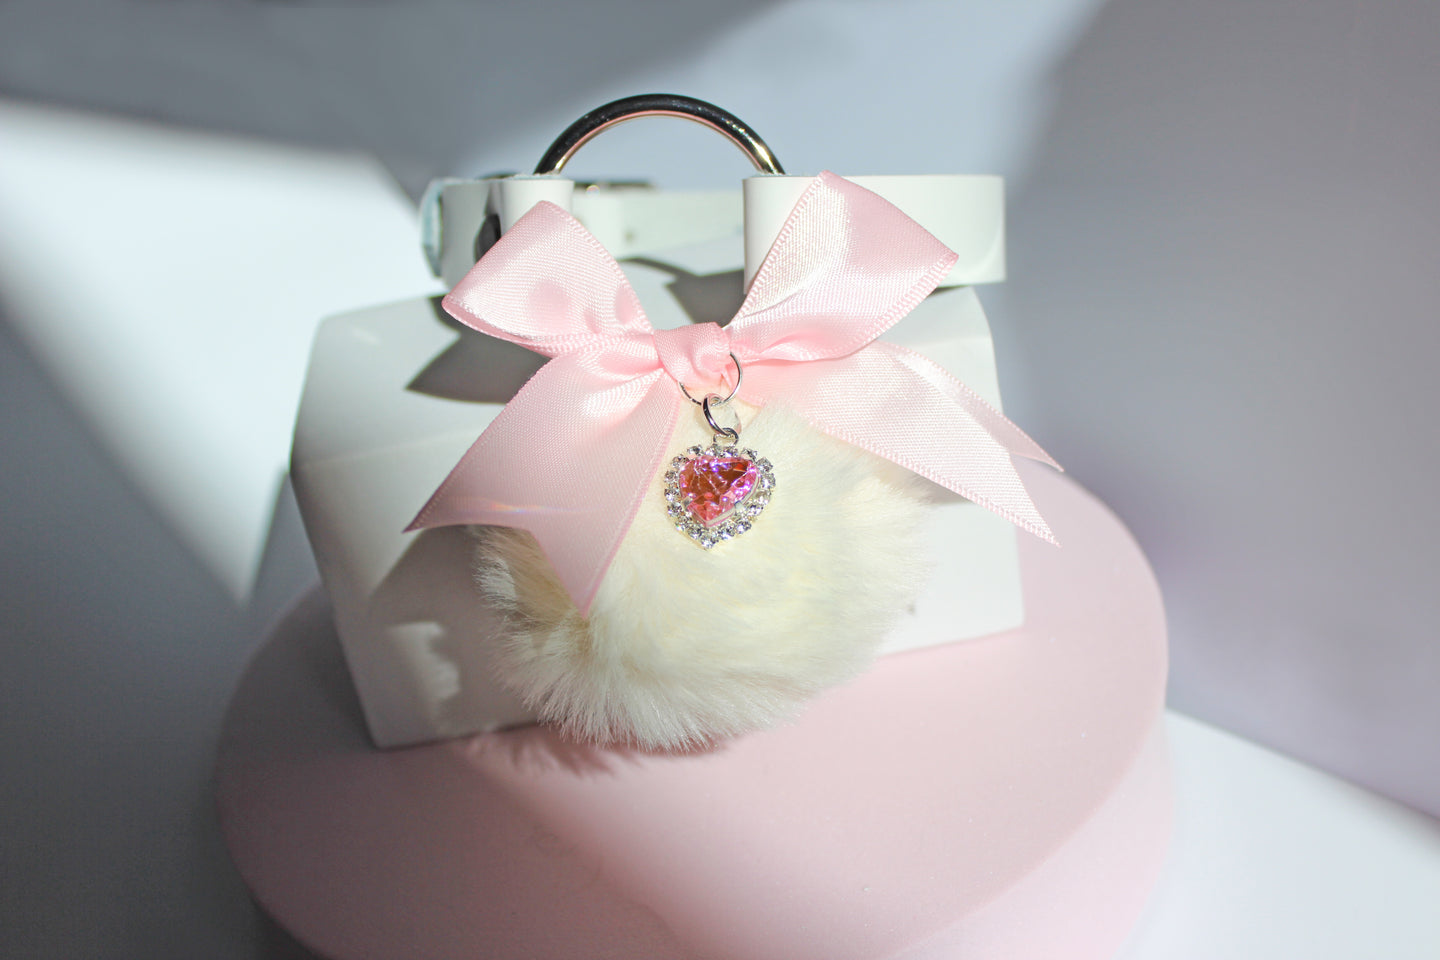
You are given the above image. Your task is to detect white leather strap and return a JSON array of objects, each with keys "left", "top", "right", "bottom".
[
  {"left": 425, "top": 178, "right": 743, "bottom": 289},
  {"left": 424, "top": 173, "right": 1005, "bottom": 291}
]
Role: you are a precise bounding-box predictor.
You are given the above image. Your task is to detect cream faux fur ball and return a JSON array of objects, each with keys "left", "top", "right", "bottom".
[{"left": 474, "top": 403, "right": 930, "bottom": 750}]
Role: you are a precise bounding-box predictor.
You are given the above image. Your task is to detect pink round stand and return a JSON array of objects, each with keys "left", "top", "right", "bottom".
[{"left": 217, "top": 468, "right": 1170, "bottom": 960}]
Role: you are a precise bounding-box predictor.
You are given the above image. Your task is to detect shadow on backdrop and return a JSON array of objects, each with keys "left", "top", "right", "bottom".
[
  {"left": 1000, "top": 0, "right": 1440, "bottom": 815},
  {"left": 0, "top": 0, "right": 784, "bottom": 197}
]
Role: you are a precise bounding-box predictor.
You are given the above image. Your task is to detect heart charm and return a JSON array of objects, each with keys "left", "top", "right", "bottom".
[{"left": 664, "top": 442, "right": 776, "bottom": 548}]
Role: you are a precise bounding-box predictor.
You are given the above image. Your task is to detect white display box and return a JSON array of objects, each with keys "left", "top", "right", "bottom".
[{"left": 292, "top": 177, "right": 1023, "bottom": 748}]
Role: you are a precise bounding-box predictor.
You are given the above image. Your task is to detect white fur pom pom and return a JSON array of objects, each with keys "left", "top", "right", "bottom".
[{"left": 475, "top": 403, "right": 930, "bottom": 750}]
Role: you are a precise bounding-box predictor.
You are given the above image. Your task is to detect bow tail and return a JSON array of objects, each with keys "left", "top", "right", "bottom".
[
  {"left": 407, "top": 351, "right": 682, "bottom": 613},
  {"left": 746, "top": 344, "right": 1059, "bottom": 544}
]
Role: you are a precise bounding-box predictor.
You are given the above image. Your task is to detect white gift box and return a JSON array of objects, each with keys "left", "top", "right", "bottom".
[{"left": 292, "top": 175, "right": 1023, "bottom": 748}]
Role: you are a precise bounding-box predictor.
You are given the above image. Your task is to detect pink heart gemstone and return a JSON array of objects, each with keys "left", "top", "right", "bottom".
[{"left": 679, "top": 456, "right": 759, "bottom": 527}]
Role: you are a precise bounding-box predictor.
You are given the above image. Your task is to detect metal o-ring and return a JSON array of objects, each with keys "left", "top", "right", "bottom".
[
  {"left": 533, "top": 94, "right": 785, "bottom": 177},
  {"left": 702, "top": 395, "right": 741, "bottom": 443},
  {"left": 677, "top": 353, "right": 743, "bottom": 407}
]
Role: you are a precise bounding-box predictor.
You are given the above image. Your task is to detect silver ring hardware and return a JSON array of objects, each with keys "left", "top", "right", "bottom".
[
  {"left": 702, "top": 394, "right": 742, "bottom": 443},
  {"left": 677, "top": 352, "right": 743, "bottom": 408},
  {"left": 534, "top": 94, "right": 785, "bottom": 177}
]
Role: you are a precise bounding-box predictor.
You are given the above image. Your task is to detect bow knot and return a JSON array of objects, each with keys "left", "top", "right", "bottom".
[
  {"left": 653, "top": 323, "right": 736, "bottom": 397},
  {"left": 409, "top": 172, "right": 1057, "bottom": 613}
]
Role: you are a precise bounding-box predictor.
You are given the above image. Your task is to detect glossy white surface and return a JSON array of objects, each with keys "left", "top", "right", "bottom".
[{"left": 1118, "top": 714, "right": 1440, "bottom": 959}]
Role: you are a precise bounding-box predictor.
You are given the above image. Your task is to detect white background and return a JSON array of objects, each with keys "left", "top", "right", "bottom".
[{"left": 1, "top": 2, "right": 1436, "bottom": 957}]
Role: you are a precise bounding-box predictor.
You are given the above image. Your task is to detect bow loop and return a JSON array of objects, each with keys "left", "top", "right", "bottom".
[
  {"left": 441, "top": 200, "right": 650, "bottom": 358},
  {"left": 727, "top": 172, "right": 959, "bottom": 362}
]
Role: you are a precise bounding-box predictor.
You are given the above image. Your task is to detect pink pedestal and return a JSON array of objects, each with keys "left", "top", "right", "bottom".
[{"left": 217, "top": 466, "right": 1170, "bottom": 960}]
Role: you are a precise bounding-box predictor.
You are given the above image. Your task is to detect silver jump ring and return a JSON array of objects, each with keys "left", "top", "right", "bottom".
[
  {"left": 678, "top": 352, "right": 743, "bottom": 407},
  {"left": 702, "top": 395, "right": 741, "bottom": 443}
]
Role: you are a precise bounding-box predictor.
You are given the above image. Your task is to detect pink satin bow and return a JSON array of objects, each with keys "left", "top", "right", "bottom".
[{"left": 409, "top": 171, "right": 1057, "bottom": 613}]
